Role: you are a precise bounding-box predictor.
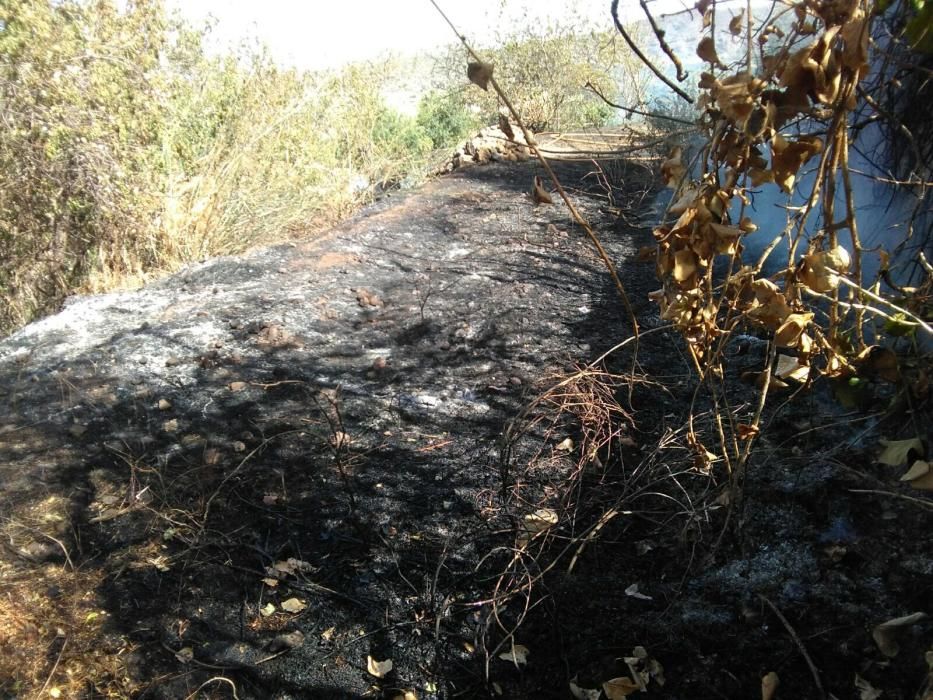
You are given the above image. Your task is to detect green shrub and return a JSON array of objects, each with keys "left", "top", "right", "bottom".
[
  {"left": 416, "top": 91, "right": 480, "bottom": 148},
  {"left": 0, "top": 0, "right": 167, "bottom": 332},
  {"left": 433, "top": 22, "right": 649, "bottom": 133},
  {"left": 0, "top": 3, "right": 448, "bottom": 335}
]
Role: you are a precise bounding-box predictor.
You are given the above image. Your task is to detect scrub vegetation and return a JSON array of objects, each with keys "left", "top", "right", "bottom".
[
  {"left": 0, "top": 0, "right": 644, "bottom": 336},
  {"left": 1, "top": 0, "right": 932, "bottom": 697}
]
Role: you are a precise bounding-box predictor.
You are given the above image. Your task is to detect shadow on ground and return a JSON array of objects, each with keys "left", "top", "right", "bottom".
[
  {"left": 2, "top": 155, "right": 930, "bottom": 700},
  {"left": 0, "top": 158, "right": 657, "bottom": 698}
]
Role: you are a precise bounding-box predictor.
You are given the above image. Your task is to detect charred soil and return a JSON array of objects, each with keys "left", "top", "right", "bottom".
[{"left": 0, "top": 157, "right": 930, "bottom": 699}]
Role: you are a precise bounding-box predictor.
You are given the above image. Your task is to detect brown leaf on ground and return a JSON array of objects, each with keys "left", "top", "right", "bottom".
[
  {"left": 900, "top": 460, "right": 933, "bottom": 490},
  {"left": 355, "top": 288, "right": 384, "bottom": 308},
  {"left": 878, "top": 437, "right": 924, "bottom": 467},
  {"left": 603, "top": 676, "right": 640, "bottom": 698},
  {"left": 761, "top": 671, "right": 779, "bottom": 700},
  {"left": 532, "top": 176, "right": 553, "bottom": 204},
  {"left": 367, "top": 655, "right": 393, "bottom": 677},
  {"left": 872, "top": 612, "right": 927, "bottom": 657}
]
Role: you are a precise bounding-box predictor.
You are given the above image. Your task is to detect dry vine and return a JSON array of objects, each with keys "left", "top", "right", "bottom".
[{"left": 640, "top": 0, "right": 931, "bottom": 507}]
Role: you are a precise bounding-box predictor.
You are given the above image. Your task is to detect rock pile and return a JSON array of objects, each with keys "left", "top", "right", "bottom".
[{"left": 437, "top": 122, "right": 531, "bottom": 173}]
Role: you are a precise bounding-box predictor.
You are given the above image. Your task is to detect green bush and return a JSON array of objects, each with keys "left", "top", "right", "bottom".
[
  {"left": 0, "top": 2, "right": 449, "bottom": 335},
  {"left": 433, "top": 22, "right": 649, "bottom": 133},
  {"left": 1, "top": 1, "right": 644, "bottom": 337},
  {"left": 416, "top": 91, "right": 480, "bottom": 148},
  {"left": 0, "top": 0, "right": 167, "bottom": 332}
]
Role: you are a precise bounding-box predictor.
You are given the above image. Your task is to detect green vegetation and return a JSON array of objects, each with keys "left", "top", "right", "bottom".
[
  {"left": 437, "top": 21, "right": 649, "bottom": 132},
  {"left": 0, "top": 0, "right": 648, "bottom": 337}
]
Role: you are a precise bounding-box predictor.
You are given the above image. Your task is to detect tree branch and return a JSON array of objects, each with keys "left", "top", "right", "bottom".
[{"left": 610, "top": 0, "right": 694, "bottom": 104}]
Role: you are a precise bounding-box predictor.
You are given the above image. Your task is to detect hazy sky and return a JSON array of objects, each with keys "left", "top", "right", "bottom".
[{"left": 164, "top": 0, "right": 691, "bottom": 69}]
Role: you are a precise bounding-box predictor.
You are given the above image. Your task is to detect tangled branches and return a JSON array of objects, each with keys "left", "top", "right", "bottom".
[{"left": 639, "top": 0, "right": 932, "bottom": 486}]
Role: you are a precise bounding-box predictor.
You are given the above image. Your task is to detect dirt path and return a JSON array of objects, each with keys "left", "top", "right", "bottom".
[
  {"left": 1, "top": 156, "right": 930, "bottom": 700},
  {"left": 0, "top": 158, "right": 657, "bottom": 698}
]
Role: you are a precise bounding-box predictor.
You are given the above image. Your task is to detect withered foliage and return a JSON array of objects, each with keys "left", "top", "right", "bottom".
[{"left": 640, "top": 0, "right": 932, "bottom": 475}]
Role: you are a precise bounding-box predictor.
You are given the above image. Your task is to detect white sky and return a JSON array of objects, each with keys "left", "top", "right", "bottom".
[{"left": 164, "top": 0, "right": 690, "bottom": 70}]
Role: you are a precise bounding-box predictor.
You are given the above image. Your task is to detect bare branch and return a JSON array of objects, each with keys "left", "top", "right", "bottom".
[{"left": 610, "top": 0, "right": 694, "bottom": 104}]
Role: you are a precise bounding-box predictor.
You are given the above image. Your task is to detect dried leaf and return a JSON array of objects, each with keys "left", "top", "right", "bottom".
[
  {"left": 668, "top": 185, "right": 698, "bottom": 214},
  {"left": 772, "top": 136, "right": 823, "bottom": 193},
  {"left": 749, "top": 167, "right": 773, "bottom": 187},
  {"left": 872, "top": 612, "right": 927, "bottom": 657},
  {"left": 748, "top": 279, "right": 792, "bottom": 329},
  {"left": 878, "top": 437, "right": 924, "bottom": 467},
  {"left": 661, "top": 147, "right": 685, "bottom": 188},
  {"left": 624, "top": 583, "right": 653, "bottom": 600},
  {"left": 556, "top": 437, "right": 574, "bottom": 452},
  {"left": 569, "top": 677, "right": 601, "bottom": 700},
  {"left": 774, "top": 312, "right": 813, "bottom": 347},
  {"left": 524, "top": 508, "right": 558, "bottom": 533},
  {"left": 498, "top": 113, "right": 515, "bottom": 141},
  {"left": 367, "top": 655, "right": 394, "bottom": 677},
  {"left": 321, "top": 626, "right": 335, "bottom": 641},
  {"left": 273, "top": 557, "right": 314, "bottom": 575},
  {"left": 761, "top": 671, "right": 779, "bottom": 700},
  {"left": 175, "top": 646, "right": 194, "bottom": 664},
  {"left": 229, "top": 381, "right": 247, "bottom": 392},
  {"left": 706, "top": 223, "right": 740, "bottom": 255},
  {"left": 855, "top": 674, "right": 883, "bottom": 700},
  {"left": 280, "top": 598, "right": 307, "bottom": 614},
  {"left": 467, "top": 61, "right": 494, "bottom": 91},
  {"left": 737, "top": 423, "right": 760, "bottom": 440},
  {"left": 841, "top": 11, "right": 870, "bottom": 73},
  {"left": 729, "top": 10, "right": 745, "bottom": 36},
  {"left": 775, "top": 354, "right": 810, "bottom": 382},
  {"left": 901, "top": 460, "right": 933, "bottom": 490},
  {"left": 532, "top": 176, "right": 553, "bottom": 205},
  {"left": 697, "top": 37, "right": 721, "bottom": 66},
  {"left": 673, "top": 249, "right": 698, "bottom": 282},
  {"left": 392, "top": 692, "right": 418, "bottom": 700},
  {"left": 603, "top": 676, "right": 640, "bottom": 699},
  {"left": 261, "top": 577, "right": 279, "bottom": 588},
  {"left": 499, "top": 644, "right": 529, "bottom": 665}
]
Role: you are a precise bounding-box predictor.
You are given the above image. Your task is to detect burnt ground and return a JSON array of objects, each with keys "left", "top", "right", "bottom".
[{"left": 0, "top": 156, "right": 930, "bottom": 700}]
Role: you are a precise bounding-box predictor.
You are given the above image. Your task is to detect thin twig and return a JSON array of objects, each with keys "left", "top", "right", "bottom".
[
  {"left": 585, "top": 81, "right": 696, "bottom": 125},
  {"left": 639, "top": 0, "right": 688, "bottom": 81},
  {"left": 184, "top": 676, "right": 240, "bottom": 700},
  {"left": 34, "top": 637, "right": 66, "bottom": 700},
  {"left": 849, "top": 489, "right": 933, "bottom": 510},
  {"left": 835, "top": 275, "right": 933, "bottom": 336},
  {"left": 758, "top": 594, "right": 826, "bottom": 699},
  {"left": 199, "top": 429, "right": 304, "bottom": 536},
  {"left": 610, "top": 0, "right": 694, "bottom": 103}
]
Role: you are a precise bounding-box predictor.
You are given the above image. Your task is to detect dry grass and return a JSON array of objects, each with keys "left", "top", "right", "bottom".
[{"left": 0, "top": 553, "right": 137, "bottom": 698}]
